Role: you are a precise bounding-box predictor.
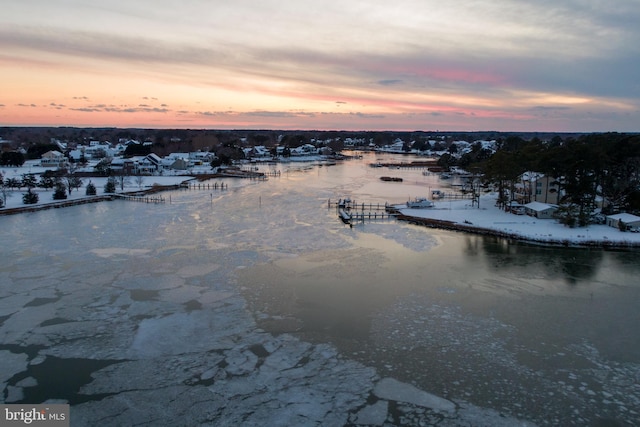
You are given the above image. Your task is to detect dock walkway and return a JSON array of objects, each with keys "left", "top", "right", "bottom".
[
  {"left": 112, "top": 194, "right": 165, "bottom": 204},
  {"left": 330, "top": 199, "right": 396, "bottom": 226}
]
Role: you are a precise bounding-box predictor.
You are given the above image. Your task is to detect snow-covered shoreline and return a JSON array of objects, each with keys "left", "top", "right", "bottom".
[
  {"left": 392, "top": 194, "right": 640, "bottom": 248},
  {"left": 0, "top": 173, "right": 192, "bottom": 214}
]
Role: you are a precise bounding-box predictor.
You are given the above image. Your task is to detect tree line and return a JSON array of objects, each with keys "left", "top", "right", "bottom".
[{"left": 481, "top": 133, "right": 640, "bottom": 227}]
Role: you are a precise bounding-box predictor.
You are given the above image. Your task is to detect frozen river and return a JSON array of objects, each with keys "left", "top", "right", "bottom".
[{"left": 1, "top": 152, "right": 639, "bottom": 426}]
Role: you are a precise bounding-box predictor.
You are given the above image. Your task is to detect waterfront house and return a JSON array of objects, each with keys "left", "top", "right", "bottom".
[
  {"left": 606, "top": 213, "right": 640, "bottom": 231},
  {"left": 142, "top": 153, "right": 163, "bottom": 173},
  {"left": 169, "top": 158, "right": 189, "bottom": 170},
  {"left": 40, "top": 150, "right": 67, "bottom": 168},
  {"left": 109, "top": 157, "right": 138, "bottom": 175},
  {"left": 523, "top": 201, "right": 558, "bottom": 219},
  {"left": 290, "top": 144, "right": 318, "bottom": 156},
  {"left": 245, "top": 145, "right": 271, "bottom": 159},
  {"left": 515, "top": 172, "right": 560, "bottom": 204}
]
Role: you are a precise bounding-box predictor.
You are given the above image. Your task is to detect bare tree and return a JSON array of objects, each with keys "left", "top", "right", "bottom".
[
  {"left": 116, "top": 173, "right": 130, "bottom": 191},
  {"left": 65, "top": 176, "right": 83, "bottom": 194}
]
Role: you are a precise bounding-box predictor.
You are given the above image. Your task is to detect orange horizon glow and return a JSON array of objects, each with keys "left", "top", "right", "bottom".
[{"left": 1, "top": 1, "right": 639, "bottom": 132}]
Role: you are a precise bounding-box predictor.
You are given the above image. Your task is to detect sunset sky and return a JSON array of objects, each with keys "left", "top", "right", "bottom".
[{"left": 1, "top": 1, "right": 639, "bottom": 131}]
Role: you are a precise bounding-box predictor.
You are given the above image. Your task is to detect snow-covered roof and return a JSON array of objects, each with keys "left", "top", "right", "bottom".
[
  {"left": 606, "top": 213, "right": 640, "bottom": 223},
  {"left": 42, "top": 150, "right": 64, "bottom": 157},
  {"left": 167, "top": 152, "right": 189, "bottom": 159},
  {"left": 146, "top": 153, "right": 162, "bottom": 162},
  {"left": 521, "top": 171, "right": 545, "bottom": 181},
  {"left": 524, "top": 201, "right": 557, "bottom": 212}
]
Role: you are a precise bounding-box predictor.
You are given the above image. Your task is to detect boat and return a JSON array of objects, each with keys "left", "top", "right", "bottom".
[
  {"left": 338, "top": 197, "right": 352, "bottom": 208},
  {"left": 339, "top": 208, "right": 352, "bottom": 224},
  {"left": 431, "top": 190, "right": 444, "bottom": 199},
  {"left": 440, "top": 173, "right": 451, "bottom": 179},
  {"left": 406, "top": 197, "right": 435, "bottom": 208},
  {"left": 380, "top": 176, "right": 403, "bottom": 182}
]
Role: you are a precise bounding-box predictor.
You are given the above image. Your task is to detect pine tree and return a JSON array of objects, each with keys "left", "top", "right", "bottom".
[
  {"left": 104, "top": 177, "right": 117, "bottom": 193},
  {"left": 23, "top": 189, "right": 39, "bottom": 204},
  {"left": 86, "top": 181, "right": 97, "bottom": 196},
  {"left": 53, "top": 182, "right": 67, "bottom": 200},
  {"left": 21, "top": 173, "right": 37, "bottom": 189}
]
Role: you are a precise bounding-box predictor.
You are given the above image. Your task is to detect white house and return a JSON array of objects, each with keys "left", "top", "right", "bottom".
[
  {"left": 290, "top": 144, "right": 318, "bottom": 156},
  {"left": 40, "top": 150, "right": 67, "bottom": 168},
  {"left": 524, "top": 201, "right": 558, "bottom": 219},
  {"left": 245, "top": 145, "right": 271, "bottom": 159},
  {"left": 606, "top": 213, "right": 640, "bottom": 231},
  {"left": 134, "top": 154, "right": 163, "bottom": 175},
  {"left": 384, "top": 139, "right": 405, "bottom": 152}
]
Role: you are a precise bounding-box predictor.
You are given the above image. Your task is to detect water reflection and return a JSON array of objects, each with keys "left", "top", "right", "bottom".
[{"left": 462, "top": 235, "right": 605, "bottom": 285}]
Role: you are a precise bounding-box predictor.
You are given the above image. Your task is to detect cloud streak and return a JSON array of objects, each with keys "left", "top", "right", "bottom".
[{"left": 1, "top": 0, "right": 639, "bottom": 131}]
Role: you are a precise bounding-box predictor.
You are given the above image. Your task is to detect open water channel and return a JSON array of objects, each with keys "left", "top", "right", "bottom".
[{"left": 1, "top": 152, "right": 639, "bottom": 426}]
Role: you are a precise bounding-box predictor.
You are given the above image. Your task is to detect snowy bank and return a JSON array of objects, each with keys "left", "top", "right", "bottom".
[
  {"left": 393, "top": 194, "right": 640, "bottom": 248},
  {"left": 0, "top": 175, "right": 192, "bottom": 214}
]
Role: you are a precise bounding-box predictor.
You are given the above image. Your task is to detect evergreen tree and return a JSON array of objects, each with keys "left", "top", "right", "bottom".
[
  {"left": 23, "top": 189, "right": 39, "bottom": 204},
  {"left": 86, "top": 181, "right": 97, "bottom": 196},
  {"left": 21, "top": 173, "right": 37, "bottom": 189},
  {"left": 38, "top": 175, "right": 55, "bottom": 190},
  {"left": 0, "top": 151, "right": 25, "bottom": 167},
  {"left": 483, "top": 150, "right": 524, "bottom": 210},
  {"left": 0, "top": 172, "right": 6, "bottom": 208},
  {"left": 104, "top": 177, "right": 117, "bottom": 193},
  {"left": 5, "top": 177, "right": 21, "bottom": 190},
  {"left": 53, "top": 182, "right": 67, "bottom": 200}
]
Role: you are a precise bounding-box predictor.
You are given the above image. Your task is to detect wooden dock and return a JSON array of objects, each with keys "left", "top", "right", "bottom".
[
  {"left": 330, "top": 199, "right": 396, "bottom": 226},
  {"left": 242, "top": 168, "right": 281, "bottom": 178},
  {"left": 349, "top": 211, "right": 395, "bottom": 221},
  {"left": 328, "top": 199, "right": 389, "bottom": 211},
  {"left": 183, "top": 182, "right": 228, "bottom": 190},
  {"left": 113, "top": 194, "right": 165, "bottom": 204},
  {"left": 433, "top": 192, "right": 474, "bottom": 200}
]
